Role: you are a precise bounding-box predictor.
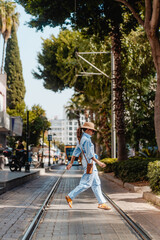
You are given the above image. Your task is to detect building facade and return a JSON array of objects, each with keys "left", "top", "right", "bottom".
[
  {"left": 0, "top": 74, "right": 23, "bottom": 147},
  {"left": 50, "top": 114, "right": 85, "bottom": 146}
]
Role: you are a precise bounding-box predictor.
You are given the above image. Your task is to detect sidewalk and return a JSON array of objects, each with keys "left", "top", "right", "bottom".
[
  {"left": 0, "top": 167, "right": 40, "bottom": 194},
  {"left": 100, "top": 173, "right": 160, "bottom": 240},
  {"left": 0, "top": 168, "right": 63, "bottom": 240}
]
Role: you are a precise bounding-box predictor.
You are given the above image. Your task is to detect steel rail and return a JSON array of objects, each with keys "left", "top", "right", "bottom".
[
  {"left": 102, "top": 192, "right": 152, "bottom": 240},
  {"left": 21, "top": 170, "right": 65, "bottom": 240}
]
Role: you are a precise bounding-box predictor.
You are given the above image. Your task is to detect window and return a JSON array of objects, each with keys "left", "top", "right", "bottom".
[
  {"left": 69, "top": 132, "right": 72, "bottom": 136},
  {"left": 69, "top": 127, "right": 72, "bottom": 130},
  {"left": 69, "top": 121, "right": 72, "bottom": 125},
  {"left": 69, "top": 137, "right": 72, "bottom": 141}
]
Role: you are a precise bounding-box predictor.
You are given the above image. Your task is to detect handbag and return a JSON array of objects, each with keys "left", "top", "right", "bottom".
[
  {"left": 79, "top": 142, "right": 93, "bottom": 174},
  {"left": 86, "top": 163, "right": 93, "bottom": 174}
]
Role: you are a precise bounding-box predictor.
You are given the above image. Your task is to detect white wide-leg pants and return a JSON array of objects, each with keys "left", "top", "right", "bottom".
[{"left": 68, "top": 166, "right": 106, "bottom": 204}]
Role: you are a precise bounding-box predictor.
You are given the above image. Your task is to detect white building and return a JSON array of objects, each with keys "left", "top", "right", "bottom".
[
  {"left": 0, "top": 74, "right": 23, "bottom": 147},
  {"left": 50, "top": 113, "right": 85, "bottom": 146}
]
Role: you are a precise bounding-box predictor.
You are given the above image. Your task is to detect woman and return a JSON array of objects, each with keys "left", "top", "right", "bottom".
[{"left": 65, "top": 122, "right": 111, "bottom": 210}]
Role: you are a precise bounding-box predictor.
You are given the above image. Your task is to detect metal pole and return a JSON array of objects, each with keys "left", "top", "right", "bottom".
[
  {"left": 111, "top": 51, "right": 116, "bottom": 158},
  {"left": 41, "top": 129, "right": 44, "bottom": 168},
  {"left": 25, "top": 111, "right": 30, "bottom": 172},
  {"left": 48, "top": 140, "right": 51, "bottom": 166}
]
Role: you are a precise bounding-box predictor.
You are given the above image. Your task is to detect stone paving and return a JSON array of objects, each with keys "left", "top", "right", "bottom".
[
  {"left": 0, "top": 167, "right": 64, "bottom": 240},
  {"left": 32, "top": 169, "right": 141, "bottom": 240},
  {"left": 0, "top": 167, "right": 40, "bottom": 194},
  {"left": 100, "top": 174, "right": 160, "bottom": 240}
]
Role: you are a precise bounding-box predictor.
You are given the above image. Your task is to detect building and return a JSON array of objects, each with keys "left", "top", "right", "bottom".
[
  {"left": 50, "top": 114, "right": 85, "bottom": 146},
  {"left": 0, "top": 74, "right": 23, "bottom": 147}
]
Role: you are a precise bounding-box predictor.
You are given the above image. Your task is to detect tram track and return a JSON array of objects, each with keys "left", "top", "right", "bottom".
[
  {"left": 21, "top": 167, "right": 152, "bottom": 240},
  {"left": 21, "top": 169, "right": 66, "bottom": 240},
  {"left": 102, "top": 191, "right": 152, "bottom": 240}
]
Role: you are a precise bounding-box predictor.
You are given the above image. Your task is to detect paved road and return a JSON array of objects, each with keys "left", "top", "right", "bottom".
[
  {"left": 0, "top": 166, "right": 64, "bottom": 240},
  {"left": 32, "top": 168, "right": 141, "bottom": 240}
]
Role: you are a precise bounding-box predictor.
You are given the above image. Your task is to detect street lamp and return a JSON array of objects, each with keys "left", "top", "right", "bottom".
[
  {"left": 53, "top": 133, "right": 56, "bottom": 147},
  {"left": 47, "top": 128, "right": 52, "bottom": 167},
  {"left": 40, "top": 115, "right": 47, "bottom": 168}
]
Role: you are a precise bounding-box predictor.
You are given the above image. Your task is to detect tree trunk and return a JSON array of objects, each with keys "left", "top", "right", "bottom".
[
  {"left": 148, "top": 37, "right": 160, "bottom": 150},
  {"left": 116, "top": 0, "right": 160, "bottom": 153},
  {"left": 111, "top": 23, "right": 127, "bottom": 161},
  {"left": 95, "top": 132, "right": 101, "bottom": 158}
]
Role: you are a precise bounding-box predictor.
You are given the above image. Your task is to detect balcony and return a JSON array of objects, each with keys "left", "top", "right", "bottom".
[
  {"left": 10, "top": 116, "right": 23, "bottom": 136},
  {"left": 0, "top": 111, "right": 10, "bottom": 132}
]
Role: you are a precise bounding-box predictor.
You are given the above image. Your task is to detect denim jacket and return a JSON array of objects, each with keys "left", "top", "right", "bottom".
[{"left": 73, "top": 132, "right": 95, "bottom": 167}]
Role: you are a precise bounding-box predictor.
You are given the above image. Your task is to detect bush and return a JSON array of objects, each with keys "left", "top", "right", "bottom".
[
  {"left": 113, "top": 158, "right": 154, "bottom": 183},
  {"left": 98, "top": 158, "right": 117, "bottom": 172},
  {"left": 148, "top": 161, "right": 160, "bottom": 194}
]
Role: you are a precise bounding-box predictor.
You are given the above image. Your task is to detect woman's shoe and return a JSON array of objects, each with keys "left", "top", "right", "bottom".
[
  {"left": 65, "top": 196, "right": 72, "bottom": 208},
  {"left": 98, "top": 203, "right": 111, "bottom": 210}
]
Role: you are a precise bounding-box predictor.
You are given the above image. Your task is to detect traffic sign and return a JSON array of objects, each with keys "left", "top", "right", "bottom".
[{"left": 48, "top": 135, "right": 52, "bottom": 141}]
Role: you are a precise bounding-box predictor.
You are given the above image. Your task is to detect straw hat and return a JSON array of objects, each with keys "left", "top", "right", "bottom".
[{"left": 81, "top": 122, "right": 97, "bottom": 131}]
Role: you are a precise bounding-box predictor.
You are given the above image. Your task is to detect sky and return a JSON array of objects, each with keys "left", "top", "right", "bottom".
[{"left": 15, "top": 4, "right": 74, "bottom": 120}]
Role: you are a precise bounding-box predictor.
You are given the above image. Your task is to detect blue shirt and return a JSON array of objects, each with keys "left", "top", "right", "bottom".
[{"left": 73, "top": 132, "right": 95, "bottom": 165}]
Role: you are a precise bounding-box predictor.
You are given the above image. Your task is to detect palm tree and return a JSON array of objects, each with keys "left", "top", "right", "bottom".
[
  {"left": 0, "top": 1, "right": 18, "bottom": 73},
  {"left": 0, "top": 0, "right": 6, "bottom": 40}
]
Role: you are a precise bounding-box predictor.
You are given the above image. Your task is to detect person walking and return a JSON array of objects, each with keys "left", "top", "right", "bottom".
[{"left": 65, "top": 122, "right": 111, "bottom": 210}]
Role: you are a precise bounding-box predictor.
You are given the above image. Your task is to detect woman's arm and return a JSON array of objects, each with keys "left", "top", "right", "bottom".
[
  {"left": 91, "top": 157, "right": 106, "bottom": 168},
  {"left": 66, "top": 143, "right": 81, "bottom": 170},
  {"left": 66, "top": 155, "right": 76, "bottom": 170}
]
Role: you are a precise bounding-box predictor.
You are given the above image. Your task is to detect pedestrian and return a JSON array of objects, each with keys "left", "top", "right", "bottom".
[
  {"left": 65, "top": 122, "right": 111, "bottom": 210},
  {"left": 16, "top": 140, "right": 24, "bottom": 156}
]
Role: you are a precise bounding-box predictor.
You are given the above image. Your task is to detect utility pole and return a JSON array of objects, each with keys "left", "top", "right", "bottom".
[{"left": 48, "top": 134, "right": 52, "bottom": 166}]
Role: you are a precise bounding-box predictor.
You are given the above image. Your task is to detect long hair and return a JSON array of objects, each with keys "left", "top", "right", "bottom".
[{"left": 77, "top": 127, "right": 83, "bottom": 143}]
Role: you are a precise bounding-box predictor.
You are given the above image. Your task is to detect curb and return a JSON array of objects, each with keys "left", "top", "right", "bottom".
[
  {"left": 100, "top": 172, "right": 151, "bottom": 193},
  {"left": 0, "top": 170, "right": 40, "bottom": 194},
  {"left": 101, "top": 172, "right": 160, "bottom": 207},
  {"left": 143, "top": 192, "right": 160, "bottom": 207}
]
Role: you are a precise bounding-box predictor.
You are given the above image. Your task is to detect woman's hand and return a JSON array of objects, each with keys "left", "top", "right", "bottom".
[
  {"left": 98, "top": 161, "right": 106, "bottom": 168},
  {"left": 66, "top": 162, "right": 72, "bottom": 170}
]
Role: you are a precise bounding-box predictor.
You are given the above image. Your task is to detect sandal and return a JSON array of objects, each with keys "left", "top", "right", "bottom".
[
  {"left": 98, "top": 203, "right": 111, "bottom": 210},
  {"left": 65, "top": 195, "right": 72, "bottom": 208}
]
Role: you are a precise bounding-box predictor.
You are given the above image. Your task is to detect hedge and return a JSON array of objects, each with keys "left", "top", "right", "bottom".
[
  {"left": 98, "top": 158, "right": 117, "bottom": 173},
  {"left": 148, "top": 161, "right": 160, "bottom": 194},
  {"left": 99, "top": 157, "right": 156, "bottom": 183}
]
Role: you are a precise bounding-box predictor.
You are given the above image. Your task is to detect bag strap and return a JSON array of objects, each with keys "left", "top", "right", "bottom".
[{"left": 79, "top": 139, "right": 93, "bottom": 164}]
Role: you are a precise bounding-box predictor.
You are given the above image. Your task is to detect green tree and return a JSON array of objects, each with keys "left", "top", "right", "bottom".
[
  {"left": 5, "top": 25, "right": 26, "bottom": 109},
  {"left": 33, "top": 30, "right": 89, "bottom": 92},
  {"left": 34, "top": 30, "right": 112, "bottom": 155},
  {"left": 28, "top": 105, "right": 51, "bottom": 146},
  {"left": 0, "top": 0, "right": 19, "bottom": 73},
  {"left": 115, "top": 0, "right": 160, "bottom": 152},
  {"left": 122, "top": 29, "right": 156, "bottom": 150},
  {"left": 16, "top": 0, "right": 139, "bottom": 161},
  {"left": 37, "top": 28, "right": 156, "bottom": 155}
]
